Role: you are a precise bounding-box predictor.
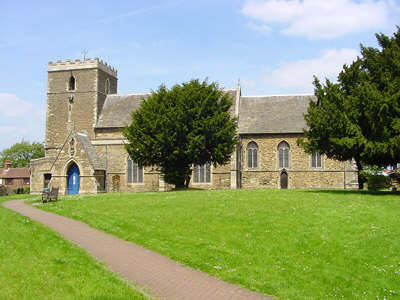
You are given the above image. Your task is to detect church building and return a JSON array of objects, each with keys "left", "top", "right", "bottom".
[{"left": 30, "top": 58, "right": 358, "bottom": 194}]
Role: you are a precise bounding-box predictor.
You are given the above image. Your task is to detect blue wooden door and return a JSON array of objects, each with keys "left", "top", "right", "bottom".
[{"left": 67, "top": 163, "right": 80, "bottom": 194}]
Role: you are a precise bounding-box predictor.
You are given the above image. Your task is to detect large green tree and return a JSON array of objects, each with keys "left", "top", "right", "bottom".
[
  {"left": 124, "top": 79, "right": 238, "bottom": 188},
  {"left": 299, "top": 27, "right": 400, "bottom": 189},
  {"left": 0, "top": 141, "right": 44, "bottom": 168}
]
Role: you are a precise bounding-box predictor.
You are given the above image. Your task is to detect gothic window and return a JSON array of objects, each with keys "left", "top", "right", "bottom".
[
  {"left": 105, "top": 79, "right": 110, "bottom": 94},
  {"left": 127, "top": 157, "right": 143, "bottom": 183},
  {"left": 278, "top": 141, "right": 290, "bottom": 169},
  {"left": 193, "top": 163, "right": 211, "bottom": 183},
  {"left": 311, "top": 152, "right": 322, "bottom": 168},
  {"left": 68, "top": 76, "right": 75, "bottom": 91},
  {"left": 247, "top": 141, "right": 258, "bottom": 168}
]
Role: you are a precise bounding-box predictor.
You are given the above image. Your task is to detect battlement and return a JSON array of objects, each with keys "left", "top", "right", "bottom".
[{"left": 48, "top": 57, "right": 117, "bottom": 77}]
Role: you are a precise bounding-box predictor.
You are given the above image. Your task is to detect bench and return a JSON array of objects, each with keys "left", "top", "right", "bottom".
[{"left": 42, "top": 187, "right": 59, "bottom": 203}]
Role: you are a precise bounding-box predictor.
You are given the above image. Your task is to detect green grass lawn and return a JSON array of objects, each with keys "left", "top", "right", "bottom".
[
  {"left": 0, "top": 194, "right": 148, "bottom": 299},
  {"left": 37, "top": 189, "right": 400, "bottom": 299}
]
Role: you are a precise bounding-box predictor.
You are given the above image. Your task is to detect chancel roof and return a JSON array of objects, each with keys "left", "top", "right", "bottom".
[{"left": 238, "top": 95, "right": 315, "bottom": 134}]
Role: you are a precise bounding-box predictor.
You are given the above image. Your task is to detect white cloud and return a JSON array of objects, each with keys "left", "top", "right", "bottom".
[
  {"left": 0, "top": 94, "right": 45, "bottom": 150},
  {"left": 242, "top": 0, "right": 397, "bottom": 39},
  {"left": 262, "top": 48, "right": 359, "bottom": 92}
]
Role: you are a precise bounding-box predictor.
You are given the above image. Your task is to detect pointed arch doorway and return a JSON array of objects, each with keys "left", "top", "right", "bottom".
[
  {"left": 280, "top": 171, "right": 288, "bottom": 189},
  {"left": 67, "top": 163, "right": 80, "bottom": 194}
]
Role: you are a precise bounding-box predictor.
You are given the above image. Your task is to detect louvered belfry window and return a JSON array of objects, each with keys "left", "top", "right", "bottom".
[
  {"left": 311, "top": 152, "right": 322, "bottom": 168},
  {"left": 69, "top": 76, "right": 75, "bottom": 91},
  {"left": 127, "top": 157, "right": 143, "bottom": 183},
  {"left": 193, "top": 163, "right": 211, "bottom": 183},
  {"left": 247, "top": 142, "right": 258, "bottom": 168},
  {"left": 278, "top": 141, "right": 290, "bottom": 169}
]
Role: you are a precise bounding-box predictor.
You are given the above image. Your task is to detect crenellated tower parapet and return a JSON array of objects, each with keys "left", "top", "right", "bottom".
[{"left": 48, "top": 57, "right": 117, "bottom": 78}]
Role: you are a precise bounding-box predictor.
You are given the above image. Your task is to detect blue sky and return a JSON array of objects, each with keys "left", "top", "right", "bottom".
[{"left": 0, "top": 0, "right": 399, "bottom": 151}]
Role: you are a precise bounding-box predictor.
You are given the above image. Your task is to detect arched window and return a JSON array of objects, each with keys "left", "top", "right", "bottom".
[
  {"left": 105, "top": 78, "right": 110, "bottom": 94},
  {"left": 69, "top": 76, "right": 75, "bottom": 91},
  {"left": 247, "top": 142, "right": 258, "bottom": 168},
  {"left": 127, "top": 157, "right": 143, "bottom": 183},
  {"left": 311, "top": 152, "right": 322, "bottom": 168},
  {"left": 193, "top": 163, "right": 211, "bottom": 183},
  {"left": 278, "top": 141, "right": 290, "bottom": 169}
]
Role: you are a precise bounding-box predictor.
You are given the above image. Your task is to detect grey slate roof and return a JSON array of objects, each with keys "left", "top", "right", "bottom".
[
  {"left": 238, "top": 95, "right": 315, "bottom": 134},
  {"left": 96, "top": 90, "right": 237, "bottom": 128},
  {"left": 97, "top": 94, "right": 151, "bottom": 128},
  {"left": 76, "top": 132, "right": 106, "bottom": 170}
]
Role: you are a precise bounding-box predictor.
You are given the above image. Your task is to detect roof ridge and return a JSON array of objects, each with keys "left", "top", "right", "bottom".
[
  {"left": 242, "top": 94, "right": 314, "bottom": 98},
  {"left": 108, "top": 93, "right": 152, "bottom": 97}
]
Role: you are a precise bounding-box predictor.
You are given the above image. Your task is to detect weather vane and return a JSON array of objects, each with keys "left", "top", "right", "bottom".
[{"left": 81, "top": 50, "right": 88, "bottom": 60}]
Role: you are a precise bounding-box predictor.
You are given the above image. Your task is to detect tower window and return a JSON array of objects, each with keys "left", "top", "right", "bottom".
[
  {"left": 247, "top": 141, "right": 258, "bottom": 168},
  {"left": 69, "top": 76, "right": 75, "bottom": 91}
]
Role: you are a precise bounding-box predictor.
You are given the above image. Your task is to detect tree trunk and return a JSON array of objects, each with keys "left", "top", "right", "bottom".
[
  {"left": 355, "top": 159, "right": 364, "bottom": 190},
  {"left": 163, "top": 165, "right": 191, "bottom": 190},
  {"left": 175, "top": 181, "right": 186, "bottom": 189},
  {"left": 184, "top": 175, "right": 191, "bottom": 188}
]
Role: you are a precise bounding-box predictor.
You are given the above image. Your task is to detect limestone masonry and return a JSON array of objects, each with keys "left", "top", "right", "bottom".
[{"left": 30, "top": 58, "right": 358, "bottom": 194}]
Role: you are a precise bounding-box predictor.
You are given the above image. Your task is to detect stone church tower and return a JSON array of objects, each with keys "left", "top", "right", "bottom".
[
  {"left": 31, "top": 58, "right": 119, "bottom": 194},
  {"left": 45, "top": 58, "right": 117, "bottom": 154}
]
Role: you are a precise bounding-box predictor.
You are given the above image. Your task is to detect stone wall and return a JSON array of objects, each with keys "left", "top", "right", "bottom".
[
  {"left": 96, "top": 69, "right": 118, "bottom": 122},
  {"left": 30, "top": 157, "right": 52, "bottom": 194},
  {"left": 240, "top": 134, "right": 358, "bottom": 189},
  {"left": 189, "top": 163, "right": 231, "bottom": 190},
  {"left": 95, "top": 143, "right": 160, "bottom": 192}
]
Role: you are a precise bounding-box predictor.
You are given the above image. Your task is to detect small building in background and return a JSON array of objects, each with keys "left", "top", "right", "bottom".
[{"left": 0, "top": 160, "right": 30, "bottom": 190}]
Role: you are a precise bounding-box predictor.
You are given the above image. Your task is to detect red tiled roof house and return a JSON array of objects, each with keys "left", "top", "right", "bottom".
[{"left": 0, "top": 160, "right": 30, "bottom": 190}]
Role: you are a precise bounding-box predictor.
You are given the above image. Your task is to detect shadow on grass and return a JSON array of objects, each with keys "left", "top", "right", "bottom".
[
  {"left": 169, "top": 187, "right": 208, "bottom": 192},
  {"left": 304, "top": 189, "right": 400, "bottom": 196}
]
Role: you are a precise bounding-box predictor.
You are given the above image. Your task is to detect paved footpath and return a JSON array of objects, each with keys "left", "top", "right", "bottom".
[{"left": 4, "top": 200, "right": 273, "bottom": 300}]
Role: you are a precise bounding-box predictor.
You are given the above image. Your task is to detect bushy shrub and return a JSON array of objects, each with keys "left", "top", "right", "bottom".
[
  {"left": 23, "top": 187, "right": 30, "bottom": 194},
  {"left": 367, "top": 174, "right": 392, "bottom": 190},
  {"left": 0, "top": 185, "right": 9, "bottom": 196}
]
